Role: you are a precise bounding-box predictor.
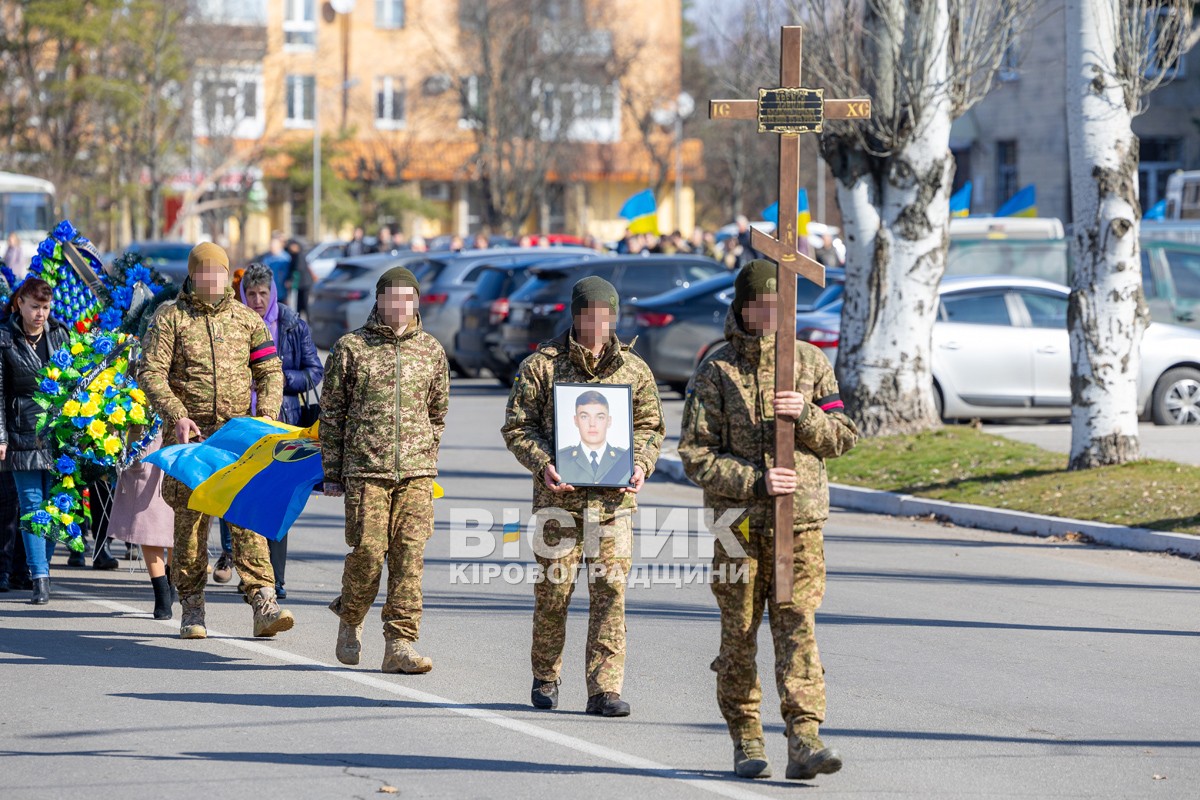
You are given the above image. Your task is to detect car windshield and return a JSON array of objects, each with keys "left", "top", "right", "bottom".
[
  {"left": 131, "top": 243, "right": 191, "bottom": 262},
  {"left": 510, "top": 273, "right": 574, "bottom": 303},
  {"left": 947, "top": 239, "right": 1069, "bottom": 283},
  {"left": 324, "top": 263, "right": 371, "bottom": 282}
]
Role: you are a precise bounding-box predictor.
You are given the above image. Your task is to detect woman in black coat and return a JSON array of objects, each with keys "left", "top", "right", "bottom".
[
  {"left": 0, "top": 278, "right": 71, "bottom": 604},
  {"left": 214, "top": 263, "right": 323, "bottom": 597}
]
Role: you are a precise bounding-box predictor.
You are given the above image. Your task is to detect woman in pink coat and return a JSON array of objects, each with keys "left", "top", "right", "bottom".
[{"left": 109, "top": 432, "right": 175, "bottom": 619}]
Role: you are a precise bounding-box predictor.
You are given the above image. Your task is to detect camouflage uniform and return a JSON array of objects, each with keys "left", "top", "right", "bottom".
[
  {"left": 320, "top": 310, "right": 449, "bottom": 642},
  {"left": 140, "top": 288, "right": 284, "bottom": 601},
  {"left": 679, "top": 310, "right": 858, "bottom": 746},
  {"left": 502, "top": 331, "right": 664, "bottom": 696}
]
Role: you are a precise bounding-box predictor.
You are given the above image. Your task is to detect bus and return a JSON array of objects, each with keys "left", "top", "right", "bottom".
[{"left": 0, "top": 171, "right": 55, "bottom": 247}]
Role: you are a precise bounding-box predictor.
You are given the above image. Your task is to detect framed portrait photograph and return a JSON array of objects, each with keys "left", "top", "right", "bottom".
[{"left": 552, "top": 382, "right": 635, "bottom": 488}]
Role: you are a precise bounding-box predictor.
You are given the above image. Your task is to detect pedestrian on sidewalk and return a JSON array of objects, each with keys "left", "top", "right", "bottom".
[
  {"left": 320, "top": 266, "right": 448, "bottom": 674},
  {"left": 0, "top": 277, "right": 71, "bottom": 604},
  {"left": 501, "top": 276, "right": 664, "bottom": 717},
  {"left": 678, "top": 260, "right": 858, "bottom": 782},
  {"left": 140, "top": 242, "right": 293, "bottom": 640}
]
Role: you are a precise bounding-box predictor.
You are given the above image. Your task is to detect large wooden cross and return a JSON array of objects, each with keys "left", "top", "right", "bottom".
[{"left": 710, "top": 25, "right": 871, "bottom": 603}]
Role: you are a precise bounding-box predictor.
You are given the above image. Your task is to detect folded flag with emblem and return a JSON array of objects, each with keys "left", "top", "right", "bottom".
[{"left": 146, "top": 417, "right": 443, "bottom": 541}]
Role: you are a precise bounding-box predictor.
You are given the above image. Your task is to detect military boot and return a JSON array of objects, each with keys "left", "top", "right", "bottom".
[
  {"left": 251, "top": 586, "right": 295, "bottom": 637},
  {"left": 531, "top": 678, "right": 559, "bottom": 710},
  {"left": 179, "top": 594, "right": 207, "bottom": 639},
  {"left": 381, "top": 640, "right": 432, "bottom": 674},
  {"left": 585, "top": 692, "right": 631, "bottom": 717},
  {"left": 734, "top": 738, "right": 772, "bottom": 779},
  {"left": 335, "top": 620, "right": 363, "bottom": 665},
  {"left": 785, "top": 733, "right": 842, "bottom": 781}
]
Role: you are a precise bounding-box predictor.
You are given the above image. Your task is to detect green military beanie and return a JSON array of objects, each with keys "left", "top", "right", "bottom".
[
  {"left": 570, "top": 275, "right": 619, "bottom": 317},
  {"left": 376, "top": 266, "right": 420, "bottom": 297},
  {"left": 733, "top": 259, "right": 778, "bottom": 323}
]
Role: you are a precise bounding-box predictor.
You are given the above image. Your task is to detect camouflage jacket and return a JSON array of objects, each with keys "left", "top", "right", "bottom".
[
  {"left": 679, "top": 310, "right": 858, "bottom": 531},
  {"left": 141, "top": 288, "right": 283, "bottom": 444},
  {"left": 319, "top": 309, "right": 449, "bottom": 485},
  {"left": 502, "top": 331, "right": 664, "bottom": 521}
]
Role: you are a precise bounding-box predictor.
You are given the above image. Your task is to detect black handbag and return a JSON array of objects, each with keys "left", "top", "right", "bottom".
[{"left": 298, "top": 375, "right": 321, "bottom": 428}]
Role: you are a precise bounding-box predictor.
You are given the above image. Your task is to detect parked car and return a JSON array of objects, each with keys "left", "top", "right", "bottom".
[
  {"left": 616, "top": 269, "right": 845, "bottom": 394},
  {"left": 1142, "top": 240, "right": 1200, "bottom": 330},
  {"left": 306, "top": 240, "right": 347, "bottom": 282},
  {"left": 125, "top": 240, "right": 194, "bottom": 284},
  {"left": 795, "top": 275, "right": 1200, "bottom": 425},
  {"left": 308, "top": 252, "right": 437, "bottom": 349},
  {"left": 418, "top": 247, "right": 596, "bottom": 370},
  {"left": 455, "top": 259, "right": 569, "bottom": 382},
  {"left": 500, "top": 255, "right": 726, "bottom": 379}
]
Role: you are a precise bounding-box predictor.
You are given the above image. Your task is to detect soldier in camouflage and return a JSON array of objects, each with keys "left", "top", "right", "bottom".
[
  {"left": 320, "top": 266, "right": 449, "bottom": 674},
  {"left": 502, "top": 276, "right": 664, "bottom": 717},
  {"left": 141, "top": 242, "right": 293, "bottom": 640},
  {"left": 678, "top": 260, "right": 858, "bottom": 781}
]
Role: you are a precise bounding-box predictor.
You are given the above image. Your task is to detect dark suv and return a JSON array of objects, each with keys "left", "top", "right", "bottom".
[{"left": 500, "top": 255, "right": 724, "bottom": 379}]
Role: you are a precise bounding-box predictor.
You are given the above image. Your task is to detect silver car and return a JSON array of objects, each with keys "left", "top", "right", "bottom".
[{"left": 796, "top": 275, "right": 1200, "bottom": 425}]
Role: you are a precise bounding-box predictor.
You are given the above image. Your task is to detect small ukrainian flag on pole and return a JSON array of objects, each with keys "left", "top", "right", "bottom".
[
  {"left": 949, "top": 181, "right": 972, "bottom": 218},
  {"left": 619, "top": 189, "right": 659, "bottom": 235}
]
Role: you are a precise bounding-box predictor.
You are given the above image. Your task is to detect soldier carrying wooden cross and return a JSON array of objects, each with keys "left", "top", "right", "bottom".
[{"left": 679, "top": 24, "right": 868, "bottom": 783}]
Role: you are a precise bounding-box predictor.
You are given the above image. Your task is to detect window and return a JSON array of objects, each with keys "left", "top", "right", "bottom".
[
  {"left": 459, "top": 75, "right": 486, "bottom": 128},
  {"left": 997, "top": 24, "right": 1019, "bottom": 82},
  {"left": 941, "top": 292, "right": 1013, "bottom": 326},
  {"left": 193, "top": 68, "right": 264, "bottom": 139},
  {"left": 1019, "top": 292, "right": 1068, "bottom": 329},
  {"left": 284, "top": 0, "right": 316, "bottom": 48},
  {"left": 1142, "top": 250, "right": 1160, "bottom": 299},
  {"left": 534, "top": 80, "right": 619, "bottom": 143},
  {"left": 995, "top": 140, "right": 1018, "bottom": 210},
  {"left": 376, "top": 0, "right": 405, "bottom": 28},
  {"left": 618, "top": 263, "right": 674, "bottom": 300},
  {"left": 193, "top": 0, "right": 266, "bottom": 24},
  {"left": 1163, "top": 248, "right": 1200, "bottom": 301},
  {"left": 285, "top": 74, "right": 315, "bottom": 127},
  {"left": 1139, "top": 137, "right": 1182, "bottom": 210},
  {"left": 1145, "top": 7, "right": 1185, "bottom": 79},
  {"left": 374, "top": 76, "right": 406, "bottom": 128}
]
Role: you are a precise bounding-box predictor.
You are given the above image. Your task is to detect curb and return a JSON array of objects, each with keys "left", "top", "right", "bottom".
[
  {"left": 654, "top": 454, "right": 1200, "bottom": 557},
  {"left": 830, "top": 484, "right": 1200, "bottom": 557}
]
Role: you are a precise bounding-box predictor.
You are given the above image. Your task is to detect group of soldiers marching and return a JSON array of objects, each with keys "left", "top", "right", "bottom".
[{"left": 142, "top": 243, "right": 857, "bottom": 783}]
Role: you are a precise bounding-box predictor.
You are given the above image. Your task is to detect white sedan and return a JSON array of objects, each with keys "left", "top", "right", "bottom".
[{"left": 796, "top": 275, "right": 1200, "bottom": 425}]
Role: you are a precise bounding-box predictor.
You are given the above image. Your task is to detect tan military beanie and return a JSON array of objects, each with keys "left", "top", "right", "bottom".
[{"left": 188, "top": 242, "right": 230, "bottom": 275}]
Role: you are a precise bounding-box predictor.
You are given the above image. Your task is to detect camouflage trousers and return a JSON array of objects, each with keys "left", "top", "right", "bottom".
[
  {"left": 163, "top": 476, "right": 274, "bottom": 601},
  {"left": 329, "top": 476, "right": 434, "bottom": 642},
  {"left": 532, "top": 511, "right": 632, "bottom": 696},
  {"left": 710, "top": 525, "right": 826, "bottom": 743}
]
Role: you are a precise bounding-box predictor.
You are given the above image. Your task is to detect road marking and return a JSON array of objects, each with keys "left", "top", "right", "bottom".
[{"left": 61, "top": 589, "right": 774, "bottom": 800}]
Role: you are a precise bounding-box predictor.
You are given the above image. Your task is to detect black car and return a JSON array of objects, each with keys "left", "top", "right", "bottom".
[
  {"left": 455, "top": 258, "right": 568, "bottom": 383},
  {"left": 500, "top": 255, "right": 726, "bottom": 379},
  {"left": 615, "top": 269, "right": 846, "bottom": 394}
]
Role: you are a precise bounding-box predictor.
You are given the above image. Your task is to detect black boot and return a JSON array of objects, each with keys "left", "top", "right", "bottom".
[
  {"left": 585, "top": 692, "right": 631, "bottom": 717},
  {"left": 0, "top": 573, "right": 9, "bottom": 592},
  {"left": 151, "top": 575, "right": 173, "bottom": 620},
  {"left": 531, "top": 678, "right": 559, "bottom": 710},
  {"left": 30, "top": 577, "right": 49, "bottom": 605},
  {"left": 166, "top": 565, "right": 179, "bottom": 604},
  {"left": 92, "top": 539, "right": 118, "bottom": 570},
  {"left": 10, "top": 572, "right": 32, "bottom": 591},
  {"left": 67, "top": 550, "right": 85, "bottom": 567}
]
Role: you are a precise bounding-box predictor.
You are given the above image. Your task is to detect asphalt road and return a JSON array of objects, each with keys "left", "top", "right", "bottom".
[{"left": 3, "top": 379, "right": 1198, "bottom": 799}]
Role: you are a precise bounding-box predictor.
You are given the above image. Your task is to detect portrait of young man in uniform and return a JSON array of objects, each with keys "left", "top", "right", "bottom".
[{"left": 553, "top": 385, "right": 634, "bottom": 487}]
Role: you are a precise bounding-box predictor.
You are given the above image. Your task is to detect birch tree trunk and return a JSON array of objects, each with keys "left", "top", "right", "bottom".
[
  {"left": 828, "top": 0, "right": 954, "bottom": 436},
  {"left": 1064, "top": 0, "right": 1147, "bottom": 469}
]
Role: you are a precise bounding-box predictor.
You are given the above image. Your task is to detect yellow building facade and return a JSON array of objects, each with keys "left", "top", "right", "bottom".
[{"left": 188, "top": 0, "right": 699, "bottom": 251}]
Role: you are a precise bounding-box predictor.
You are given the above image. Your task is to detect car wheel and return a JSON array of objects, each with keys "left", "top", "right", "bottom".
[
  {"left": 932, "top": 382, "right": 946, "bottom": 422},
  {"left": 1151, "top": 367, "right": 1200, "bottom": 425}
]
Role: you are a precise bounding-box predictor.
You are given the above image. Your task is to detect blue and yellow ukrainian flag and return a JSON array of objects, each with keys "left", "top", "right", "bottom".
[
  {"left": 949, "top": 181, "right": 972, "bottom": 217},
  {"left": 619, "top": 189, "right": 659, "bottom": 235},
  {"left": 761, "top": 189, "right": 812, "bottom": 236},
  {"left": 996, "top": 184, "right": 1037, "bottom": 218},
  {"left": 145, "top": 417, "right": 442, "bottom": 541}
]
